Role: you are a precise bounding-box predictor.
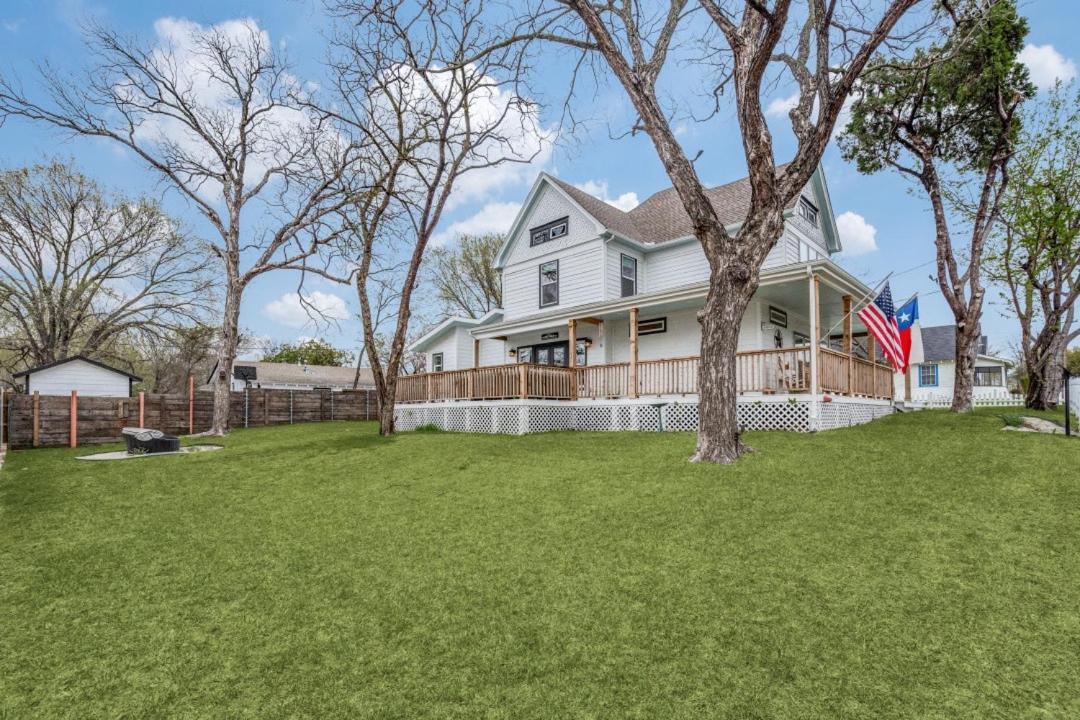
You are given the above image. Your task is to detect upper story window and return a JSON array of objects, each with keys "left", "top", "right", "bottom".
[
  {"left": 974, "top": 366, "right": 1003, "bottom": 386},
  {"left": 798, "top": 241, "right": 821, "bottom": 263},
  {"left": 431, "top": 352, "right": 444, "bottom": 372},
  {"left": 539, "top": 260, "right": 559, "bottom": 307},
  {"left": 918, "top": 364, "right": 938, "bottom": 387},
  {"left": 530, "top": 216, "right": 569, "bottom": 247},
  {"left": 620, "top": 254, "right": 637, "bottom": 297},
  {"left": 797, "top": 197, "right": 819, "bottom": 227}
]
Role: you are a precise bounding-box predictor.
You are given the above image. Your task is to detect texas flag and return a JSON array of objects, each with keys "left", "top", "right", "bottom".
[{"left": 896, "top": 296, "right": 924, "bottom": 369}]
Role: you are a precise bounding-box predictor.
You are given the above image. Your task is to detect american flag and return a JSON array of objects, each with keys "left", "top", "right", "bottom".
[{"left": 857, "top": 282, "right": 905, "bottom": 373}]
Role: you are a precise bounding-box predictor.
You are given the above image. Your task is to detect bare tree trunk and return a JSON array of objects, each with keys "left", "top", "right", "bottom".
[
  {"left": 210, "top": 281, "right": 242, "bottom": 435},
  {"left": 952, "top": 320, "right": 980, "bottom": 413},
  {"left": 692, "top": 271, "right": 756, "bottom": 464},
  {"left": 376, "top": 376, "right": 396, "bottom": 436},
  {"left": 1026, "top": 332, "right": 1066, "bottom": 410}
]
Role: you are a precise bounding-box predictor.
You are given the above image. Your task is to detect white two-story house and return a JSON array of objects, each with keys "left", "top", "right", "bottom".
[{"left": 398, "top": 167, "right": 896, "bottom": 434}]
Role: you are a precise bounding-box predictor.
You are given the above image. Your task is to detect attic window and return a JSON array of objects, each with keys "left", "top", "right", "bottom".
[
  {"left": 530, "top": 217, "right": 569, "bottom": 246},
  {"left": 797, "top": 197, "right": 819, "bottom": 227}
]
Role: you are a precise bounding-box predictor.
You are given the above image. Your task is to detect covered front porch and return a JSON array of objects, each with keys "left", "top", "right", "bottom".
[{"left": 398, "top": 261, "right": 895, "bottom": 404}]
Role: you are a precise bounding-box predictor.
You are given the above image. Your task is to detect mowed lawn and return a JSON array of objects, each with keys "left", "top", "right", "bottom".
[{"left": 2, "top": 410, "right": 1078, "bottom": 719}]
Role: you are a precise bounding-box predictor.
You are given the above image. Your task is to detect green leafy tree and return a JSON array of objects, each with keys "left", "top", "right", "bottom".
[
  {"left": 263, "top": 338, "right": 354, "bottom": 367},
  {"left": 1067, "top": 347, "right": 1080, "bottom": 376},
  {"left": 841, "top": 0, "right": 1034, "bottom": 412},
  {"left": 990, "top": 86, "right": 1080, "bottom": 409},
  {"left": 427, "top": 234, "right": 503, "bottom": 319}
]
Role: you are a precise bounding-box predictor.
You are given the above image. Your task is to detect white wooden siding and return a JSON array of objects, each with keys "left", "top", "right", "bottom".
[
  {"left": 606, "top": 244, "right": 645, "bottom": 300},
  {"left": 504, "top": 184, "right": 602, "bottom": 266},
  {"left": 502, "top": 240, "right": 605, "bottom": 319},
  {"left": 25, "top": 360, "right": 131, "bottom": 397},
  {"left": 895, "top": 359, "right": 1012, "bottom": 402},
  {"left": 425, "top": 327, "right": 474, "bottom": 372}
]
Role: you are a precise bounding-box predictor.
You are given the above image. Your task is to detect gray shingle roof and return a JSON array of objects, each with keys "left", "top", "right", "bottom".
[
  {"left": 548, "top": 167, "right": 799, "bottom": 245},
  {"left": 920, "top": 325, "right": 991, "bottom": 362}
]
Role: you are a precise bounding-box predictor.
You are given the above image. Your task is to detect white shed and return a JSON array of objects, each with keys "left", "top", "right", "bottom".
[{"left": 13, "top": 356, "right": 140, "bottom": 398}]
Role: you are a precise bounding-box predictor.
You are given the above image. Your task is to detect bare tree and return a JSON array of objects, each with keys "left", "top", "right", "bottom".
[
  {"left": 128, "top": 323, "right": 219, "bottom": 393},
  {"left": 991, "top": 85, "right": 1080, "bottom": 409},
  {"left": 0, "top": 19, "right": 360, "bottom": 433},
  {"left": 324, "top": 0, "right": 547, "bottom": 435},
  {"left": 841, "top": 0, "right": 1033, "bottom": 412},
  {"left": 0, "top": 161, "right": 214, "bottom": 376},
  {"left": 427, "top": 233, "right": 503, "bottom": 319},
  {"left": 500, "top": 0, "right": 927, "bottom": 462}
]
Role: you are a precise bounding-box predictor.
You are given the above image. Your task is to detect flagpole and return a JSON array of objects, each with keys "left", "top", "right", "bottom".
[{"left": 820, "top": 271, "right": 894, "bottom": 342}]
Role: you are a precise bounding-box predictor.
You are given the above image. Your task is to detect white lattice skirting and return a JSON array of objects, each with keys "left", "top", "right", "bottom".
[{"left": 395, "top": 396, "right": 893, "bottom": 435}]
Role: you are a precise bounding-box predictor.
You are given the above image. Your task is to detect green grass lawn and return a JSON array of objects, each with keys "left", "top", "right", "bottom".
[{"left": 2, "top": 409, "right": 1078, "bottom": 719}]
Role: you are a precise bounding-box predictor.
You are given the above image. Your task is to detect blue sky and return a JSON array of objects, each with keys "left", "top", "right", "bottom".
[{"left": 1, "top": 0, "right": 1077, "bottom": 359}]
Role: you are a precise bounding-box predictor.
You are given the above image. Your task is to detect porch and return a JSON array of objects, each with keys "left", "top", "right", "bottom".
[{"left": 396, "top": 346, "right": 894, "bottom": 403}]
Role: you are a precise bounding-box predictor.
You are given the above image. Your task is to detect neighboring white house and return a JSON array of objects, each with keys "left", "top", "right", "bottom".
[
  {"left": 205, "top": 360, "right": 375, "bottom": 392},
  {"left": 13, "top": 356, "right": 140, "bottom": 397},
  {"left": 401, "top": 167, "right": 898, "bottom": 434},
  {"left": 894, "top": 325, "right": 1014, "bottom": 405}
]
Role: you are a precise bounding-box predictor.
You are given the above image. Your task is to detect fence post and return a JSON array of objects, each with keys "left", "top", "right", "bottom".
[
  {"left": 188, "top": 375, "right": 194, "bottom": 434},
  {"left": 330, "top": 391, "right": 335, "bottom": 421},
  {"left": 69, "top": 390, "right": 78, "bottom": 448},
  {"left": 32, "top": 391, "right": 40, "bottom": 448},
  {"left": 289, "top": 390, "right": 294, "bottom": 424},
  {"left": 138, "top": 391, "right": 145, "bottom": 427},
  {"left": 244, "top": 387, "right": 249, "bottom": 428}
]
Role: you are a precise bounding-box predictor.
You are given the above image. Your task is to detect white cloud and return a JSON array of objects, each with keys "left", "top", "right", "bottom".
[
  {"left": 573, "top": 179, "right": 639, "bottom": 211},
  {"left": 263, "top": 291, "right": 350, "bottom": 329},
  {"left": 2, "top": 19, "right": 23, "bottom": 32},
  {"left": 766, "top": 93, "right": 799, "bottom": 117},
  {"left": 835, "top": 211, "right": 878, "bottom": 257},
  {"left": 1019, "top": 43, "right": 1077, "bottom": 91},
  {"left": 432, "top": 201, "right": 522, "bottom": 245}
]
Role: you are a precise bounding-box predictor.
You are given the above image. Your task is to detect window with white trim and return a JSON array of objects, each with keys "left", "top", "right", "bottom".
[
  {"left": 974, "top": 366, "right": 1003, "bottom": 386},
  {"left": 431, "top": 352, "right": 444, "bottom": 372},
  {"left": 918, "top": 364, "right": 938, "bottom": 387},
  {"left": 539, "top": 260, "right": 559, "bottom": 307},
  {"left": 620, "top": 254, "right": 637, "bottom": 297}
]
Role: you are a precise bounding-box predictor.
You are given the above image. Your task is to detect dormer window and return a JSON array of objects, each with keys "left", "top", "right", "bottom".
[
  {"left": 529, "top": 217, "right": 569, "bottom": 246},
  {"left": 797, "top": 197, "right": 819, "bottom": 227}
]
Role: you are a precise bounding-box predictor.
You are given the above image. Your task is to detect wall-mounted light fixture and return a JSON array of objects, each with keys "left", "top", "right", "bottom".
[
  {"left": 508, "top": 347, "right": 517, "bottom": 358},
  {"left": 581, "top": 337, "right": 593, "bottom": 348}
]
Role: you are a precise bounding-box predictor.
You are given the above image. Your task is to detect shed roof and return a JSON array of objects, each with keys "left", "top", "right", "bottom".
[{"left": 12, "top": 355, "right": 142, "bottom": 381}]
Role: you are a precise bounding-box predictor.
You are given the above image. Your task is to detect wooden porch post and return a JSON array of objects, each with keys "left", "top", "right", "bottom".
[
  {"left": 568, "top": 318, "right": 577, "bottom": 368},
  {"left": 32, "top": 391, "right": 39, "bottom": 448},
  {"left": 629, "top": 307, "right": 639, "bottom": 399},
  {"left": 842, "top": 294, "right": 853, "bottom": 395},
  {"left": 904, "top": 366, "right": 912, "bottom": 402},
  {"left": 473, "top": 339, "right": 480, "bottom": 369},
  {"left": 69, "top": 390, "right": 77, "bottom": 448},
  {"left": 809, "top": 276, "right": 819, "bottom": 397},
  {"left": 518, "top": 363, "right": 528, "bottom": 399}
]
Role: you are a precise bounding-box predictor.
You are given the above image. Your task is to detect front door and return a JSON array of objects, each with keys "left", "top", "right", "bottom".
[{"left": 525, "top": 341, "right": 569, "bottom": 366}]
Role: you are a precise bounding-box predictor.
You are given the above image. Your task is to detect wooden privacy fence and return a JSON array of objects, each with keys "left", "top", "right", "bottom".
[{"left": 2, "top": 387, "right": 378, "bottom": 450}]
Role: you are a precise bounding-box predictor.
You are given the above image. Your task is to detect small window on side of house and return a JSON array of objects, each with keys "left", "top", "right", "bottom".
[
  {"left": 974, "top": 366, "right": 1002, "bottom": 386},
  {"left": 431, "top": 352, "right": 444, "bottom": 372},
  {"left": 539, "top": 260, "right": 559, "bottom": 307},
  {"left": 529, "top": 217, "right": 570, "bottom": 246},
  {"left": 798, "top": 197, "right": 819, "bottom": 227},
  {"left": 636, "top": 317, "right": 666, "bottom": 336},
  {"left": 620, "top": 254, "right": 637, "bottom": 297},
  {"left": 918, "top": 364, "right": 938, "bottom": 387}
]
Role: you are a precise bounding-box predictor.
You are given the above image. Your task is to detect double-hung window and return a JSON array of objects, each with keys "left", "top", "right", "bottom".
[
  {"left": 539, "top": 260, "right": 559, "bottom": 307},
  {"left": 620, "top": 254, "right": 637, "bottom": 297},
  {"left": 918, "top": 364, "right": 938, "bottom": 387},
  {"left": 431, "top": 352, "right": 444, "bottom": 372}
]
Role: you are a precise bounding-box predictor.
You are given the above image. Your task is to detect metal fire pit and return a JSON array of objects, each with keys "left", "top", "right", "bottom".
[{"left": 121, "top": 427, "right": 181, "bottom": 455}]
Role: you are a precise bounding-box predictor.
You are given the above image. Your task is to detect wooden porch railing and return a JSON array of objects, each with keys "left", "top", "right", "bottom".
[
  {"left": 818, "top": 348, "right": 894, "bottom": 398},
  {"left": 397, "top": 347, "right": 895, "bottom": 403}
]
